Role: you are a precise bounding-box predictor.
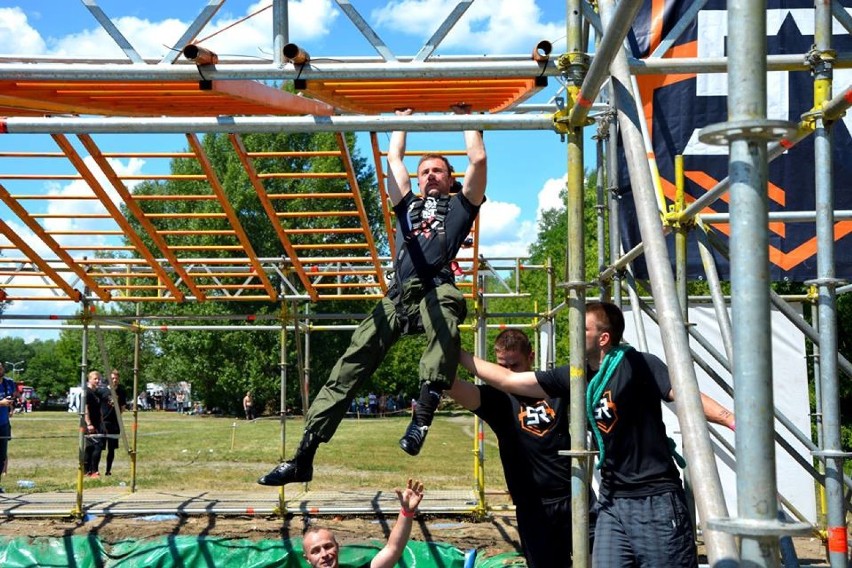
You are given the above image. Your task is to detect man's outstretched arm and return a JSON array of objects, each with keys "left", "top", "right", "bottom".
[
  {"left": 447, "top": 378, "right": 481, "bottom": 411},
  {"left": 386, "top": 108, "right": 414, "bottom": 206},
  {"left": 459, "top": 351, "right": 544, "bottom": 398},
  {"left": 668, "top": 389, "right": 736, "bottom": 431},
  {"left": 454, "top": 104, "right": 486, "bottom": 206},
  {"left": 371, "top": 479, "right": 425, "bottom": 568}
]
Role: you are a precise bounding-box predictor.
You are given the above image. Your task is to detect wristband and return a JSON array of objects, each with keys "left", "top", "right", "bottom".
[{"left": 400, "top": 508, "right": 416, "bottom": 518}]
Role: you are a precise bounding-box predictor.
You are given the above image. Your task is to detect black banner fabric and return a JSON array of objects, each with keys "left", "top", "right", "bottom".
[{"left": 619, "top": 0, "right": 852, "bottom": 281}]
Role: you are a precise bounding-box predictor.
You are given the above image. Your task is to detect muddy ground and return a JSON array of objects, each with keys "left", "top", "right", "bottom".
[{"left": 0, "top": 512, "right": 833, "bottom": 565}]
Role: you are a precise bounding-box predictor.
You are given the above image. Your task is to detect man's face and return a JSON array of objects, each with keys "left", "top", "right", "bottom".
[
  {"left": 418, "top": 157, "right": 452, "bottom": 197},
  {"left": 495, "top": 348, "right": 533, "bottom": 373},
  {"left": 88, "top": 374, "right": 100, "bottom": 388},
  {"left": 0, "top": 366, "right": 5, "bottom": 378},
  {"left": 585, "top": 313, "right": 608, "bottom": 361},
  {"left": 303, "top": 529, "right": 339, "bottom": 568},
  {"left": 111, "top": 373, "right": 119, "bottom": 385}
]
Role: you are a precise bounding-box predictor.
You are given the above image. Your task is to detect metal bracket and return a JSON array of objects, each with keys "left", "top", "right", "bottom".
[
  {"left": 698, "top": 119, "right": 798, "bottom": 146},
  {"left": 557, "top": 280, "right": 595, "bottom": 291},
  {"left": 803, "top": 277, "right": 848, "bottom": 289},
  {"left": 707, "top": 517, "right": 813, "bottom": 538},
  {"left": 558, "top": 450, "right": 599, "bottom": 458},
  {"left": 812, "top": 450, "right": 852, "bottom": 459}
]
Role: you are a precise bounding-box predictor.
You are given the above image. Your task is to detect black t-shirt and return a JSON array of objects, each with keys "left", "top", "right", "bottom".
[
  {"left": 102, "top": 385, "right": 126, "bottom": 434},
  {"left": 392, "top": 192, "right": 481, "bottom": 284},
  {"left": 474, "top": 383, "right": 571, "bottom": 500},
  {"left": 82, "top": 386, "right": 104, "bottom": 431},
  {"left": 536, "top": 351, "right": 681, "bottom": 497}
]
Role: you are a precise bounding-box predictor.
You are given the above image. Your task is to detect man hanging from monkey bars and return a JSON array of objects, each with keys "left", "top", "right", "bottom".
[{"left": 258, "top": 104, "right": 486, "bottom": 485}]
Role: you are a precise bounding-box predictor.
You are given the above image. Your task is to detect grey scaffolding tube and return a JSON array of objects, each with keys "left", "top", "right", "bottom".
[
  {"left": 697, "top": 0, "right": 811, "bottom": 562},
  {"left": 596, "top": 0, "right": 738, "bottom": 562},
  {"left": 559, "top": 0, "right": 594, "bottom": 565},
  {"left": 810, "top": 0, "right": 848, "bottom": 564},
  {"left": 73, "top": 295, "right": 90, "bottom": 518}
]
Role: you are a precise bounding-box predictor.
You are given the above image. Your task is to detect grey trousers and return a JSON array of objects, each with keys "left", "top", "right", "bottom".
[{"left": 592, "top": 488, "right": 697, "bottom": 568}]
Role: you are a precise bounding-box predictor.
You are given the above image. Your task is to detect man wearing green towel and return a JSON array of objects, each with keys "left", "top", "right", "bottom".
[{"left": 459, "top": 301, "right": 735, "bottom": 567}]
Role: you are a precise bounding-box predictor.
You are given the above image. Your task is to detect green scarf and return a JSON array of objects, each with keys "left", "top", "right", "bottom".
[{"left": 586, "top": 344, "right": 633, "bottom": 469}]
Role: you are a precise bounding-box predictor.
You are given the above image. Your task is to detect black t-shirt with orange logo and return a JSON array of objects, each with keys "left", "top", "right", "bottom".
[
  {"left": 536, "top": 351, "right": 682, "bottom": 498},
  {"left": 474, "top": 382, "right": 571, "bottom": 501}
]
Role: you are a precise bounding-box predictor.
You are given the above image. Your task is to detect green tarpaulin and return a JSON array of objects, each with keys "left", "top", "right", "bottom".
[{"left": 0, "top": 535, "right": 484, "bottom": 567}]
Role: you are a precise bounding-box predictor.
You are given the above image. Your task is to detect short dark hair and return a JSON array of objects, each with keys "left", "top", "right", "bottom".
[
  {"left": 417, "top": 153, "right": 453, "bottom": 174},
  {"left": 494, "top": 329, "right": 532, "bottom": 356},
  {"left": 586, "top": 301, "right": 625, "bottom": 346}
]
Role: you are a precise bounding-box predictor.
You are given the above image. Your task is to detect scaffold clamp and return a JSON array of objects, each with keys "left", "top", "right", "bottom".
[
  {"left": 803, "top": 277, "right": 847, "bottom": 289},
  {"left": 706, "top": 517, "right": 813, "bottom": 538},
  {"left": 698, "top": 119, "right": 798, "bottom": 145}
]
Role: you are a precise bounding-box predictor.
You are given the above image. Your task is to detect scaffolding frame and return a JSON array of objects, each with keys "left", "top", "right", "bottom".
[{"left": 0, "top": 1, "right": 849, "bottom": 566}]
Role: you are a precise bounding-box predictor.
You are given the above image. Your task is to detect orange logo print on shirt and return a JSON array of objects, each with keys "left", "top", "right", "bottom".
[
  {"left": 594, "top": 390, "right": 618, "bottom": 433},
  {"left": 517, "top": 401, "right": 557, "bottom": 437}
]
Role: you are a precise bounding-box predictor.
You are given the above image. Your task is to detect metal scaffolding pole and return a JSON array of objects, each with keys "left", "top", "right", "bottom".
[
  {"left": 272, "top": 0, "right": 288, "bottom": 67},
  {"left": 568, "top": 0, "right": 643, "bottom": 128},
  {"left": 562, "top": 0, "right": 592, "bottom": 564},
  {"left": 0, "top": 60, "right": 559, "bottom": 81},
  {"left": 474, "top": 284, "right": 488, "bottom": 516},
  {"left": 74, "top": 295, "right": 91, "bottom": 518},
  {"left": 3, "top": 52, "right": 851, "bottom": 81},
  {"left": 277, "top": 299, "right": 289, "bottom": 512},
  {"left": 605, "top": 106, "right": 623, "bottom": 308},
  {"left": 0, "top": 114, "right": 554, "bottom": 135},
  {"left": 698, "top": 0, "right": 809, "bottom": 562},
  {"left": 595, "top": 133, "right": 609, "bottom": 301},
  {"left": 130, "top": 306, "right": 141, "bottom": 493},
  {"left": 811, "top": 0, "right": 848, "bottom": 563},
  {"left": 695, "top": 227, "right": 734, "bottom": 363},
  {"left": 597, "top": 0, "right": 738, "bottom": 562}
]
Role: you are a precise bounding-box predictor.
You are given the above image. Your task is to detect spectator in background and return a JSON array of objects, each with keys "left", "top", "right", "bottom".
[
  {"left": 83, "top": 370, "right": 105, "bottom": 479},
  {"left": 243, "top": 391, "right": 255, "bottom": 421},
  {"left": 0, "top": 364, "right": 16, "bottom": 493},
  {"left": 176, "top": 390, "right": 186, "bottom": 414},
  {"left": 102, "top": 369, "right": 127, "bottom": 477}
]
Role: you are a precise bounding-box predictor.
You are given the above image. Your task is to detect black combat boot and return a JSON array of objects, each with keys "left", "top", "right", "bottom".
[
  {"left": 257, "top": 431, "right": 320, "bottom": 486},
  {"left": 399, "top": 381, "right": 448, "bottom": 456}
]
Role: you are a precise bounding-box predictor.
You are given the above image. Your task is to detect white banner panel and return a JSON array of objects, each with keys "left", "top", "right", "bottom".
[{"left": 622, "top": 303, "right": 817, "bottom": 522}]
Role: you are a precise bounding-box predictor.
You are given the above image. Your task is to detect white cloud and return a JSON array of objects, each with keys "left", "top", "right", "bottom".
[
  {"left": 372, "top": 0, "right": 564, "bottom": 54},
  {"left": 0, "top": 155, "right": 146, "bottom": 328},
  {"left": 473, "top": 174, "right": 566, "bottom": 258},
  {"left": 536, "top": 174, "right": 566, "bottom": 218},
  {"left": 478, "top": 199, "right": 522, "bottom": 240},
  {"left": 477, "top": 218, "right": 538, "bottom": 258},
  {"left": 0, "top": 7, "right": 47, "bottom": 53}
]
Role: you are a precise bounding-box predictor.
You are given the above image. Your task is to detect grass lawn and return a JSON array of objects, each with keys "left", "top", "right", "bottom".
[{"left": 4, "top": 410, "right": 508, "bottom": 494}]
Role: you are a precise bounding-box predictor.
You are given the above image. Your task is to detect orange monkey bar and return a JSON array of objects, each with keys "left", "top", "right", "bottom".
[
  {"left": 0, "top": 80, "right": 334, "bottom": 117},
  {"left": 0, "top": 131, "right": 385, "bottom": 303},
  {"left": 301, "top": 77, "right": 546, "bottom": 114}
]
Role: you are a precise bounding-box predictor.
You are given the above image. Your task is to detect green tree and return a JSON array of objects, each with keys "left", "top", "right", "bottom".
[{"left": 119, "top": 127, "right": 386, "bottom": 415}]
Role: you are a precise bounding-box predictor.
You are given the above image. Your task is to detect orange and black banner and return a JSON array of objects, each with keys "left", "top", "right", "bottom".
[{"left": 619, "top": 0, "right": 852, "bottom": 281}]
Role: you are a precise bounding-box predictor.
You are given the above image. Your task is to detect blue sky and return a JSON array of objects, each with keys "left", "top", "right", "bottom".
[{"left": 0, "top": 1, "right": 585, "bottom": 340}]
